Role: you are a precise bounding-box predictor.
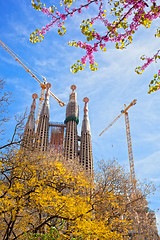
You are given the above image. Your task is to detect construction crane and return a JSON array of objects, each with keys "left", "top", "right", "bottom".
[
  {"left": 0, "top": 40, "right": 65, "bottom": 123},
  {"left": 99, "top": 99, "right": 137, "bottom": 193}
]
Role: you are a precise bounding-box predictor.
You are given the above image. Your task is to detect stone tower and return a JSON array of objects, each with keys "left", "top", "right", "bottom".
[
  {"left": 21, "top": 93, "right": 38, "bottom": 150},
  {"left": 35, "top": 83, "right": 51, "bottom": 152},
  {"left": 80, "top": 97, "right": 93, "bottom": 175},
  {"left": 64, "top": 85, "right": 79, "bottom": 163}
]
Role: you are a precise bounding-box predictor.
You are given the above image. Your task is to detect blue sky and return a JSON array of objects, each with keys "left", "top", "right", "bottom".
[{"left": 0, "top": 0, "right": 160, "bottom": 232}]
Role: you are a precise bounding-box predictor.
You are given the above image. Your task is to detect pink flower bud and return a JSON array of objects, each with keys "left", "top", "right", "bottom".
[{"left": 60, "top": 14, "right": 66, "bottom": 20}]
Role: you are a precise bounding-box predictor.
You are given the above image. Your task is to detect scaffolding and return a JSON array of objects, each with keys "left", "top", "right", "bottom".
[{"left": 49, "top": 122, "right": 66, "bottom": 154}]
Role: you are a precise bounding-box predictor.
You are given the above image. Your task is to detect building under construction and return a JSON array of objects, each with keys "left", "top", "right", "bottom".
[{"left": 21, "top": 84, "right": 93, "bottom": 176}]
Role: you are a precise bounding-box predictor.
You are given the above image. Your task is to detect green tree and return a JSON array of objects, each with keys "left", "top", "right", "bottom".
[{"left": 30, "top": 0, "right": 160, "bottom": 92}]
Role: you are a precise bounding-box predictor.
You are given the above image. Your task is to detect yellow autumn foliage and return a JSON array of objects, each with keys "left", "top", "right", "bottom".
[{"left": 0, "top": 151, "right": 153, "bottom": 239}]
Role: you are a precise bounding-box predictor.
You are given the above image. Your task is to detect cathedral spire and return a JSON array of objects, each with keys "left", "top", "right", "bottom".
[
  {"left": 81, "top": 97, "right": 91, "bottom": 134},
  {"left": 21, "top": 93, "right": 38, "bottom": 150},
  {"left": 80, "top": 97, "right": 93, "bottom": 175},
  {"left": 35, "top": 83, "right": 51, "bottom": 151},
  {"left": 64, "top": 85, "right": 79, "bottom": 162}
]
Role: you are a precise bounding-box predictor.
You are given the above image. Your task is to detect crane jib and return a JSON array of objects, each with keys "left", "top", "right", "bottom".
[{"left": 0, "top": 40, "right": 65, "bottom": 110}]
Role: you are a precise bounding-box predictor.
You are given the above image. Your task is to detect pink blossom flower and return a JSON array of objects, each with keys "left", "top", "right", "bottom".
[
  {"left": 77, "top": 41, "right": 82, "bottom": 47},
  {"left": 46, "top": 24, "right": 50, "bottom": 31},
  {"left": 96, "top": 33, "right": 101, "bottom": 40},
  {"left": 56, "top": 11, "right": 60, "bottom": 16},
  {"left": 58, "top": 23, "right": 63, "bottom": 28},
  {"left": 78, "top": 9, "right": 82, "bottom": 14},
  {"left": 81, "top": 55, "right": 87, "bottom": 64},
  {"left": 103, "top": 36, "right": 109, "bottom": 42},
  {"left": 89, "top": 55, "right": 95, "bottom": 65},
  {"left": 90, "top": 18, "right": 94, "bottom": 24},
  {"left": 100, "top": 43, "right": 106, "bottom": 48},
  {"left": 60, "top": 14, "right": 66, "bottom": 20},
  {"left": 93, "top": 43, "right": 98, "bottom": 51},
  {"left": 65, "top": 7, "right": 69, "bottom": 13}
]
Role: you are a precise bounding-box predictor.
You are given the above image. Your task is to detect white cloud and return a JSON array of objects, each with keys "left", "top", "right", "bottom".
[{"left": 136, "top": 151, "right": 160, "bottom": 178}]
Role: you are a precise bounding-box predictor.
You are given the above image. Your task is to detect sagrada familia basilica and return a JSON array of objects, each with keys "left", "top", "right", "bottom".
[
  {"left": 21, "top": 83, "right": 160, "bottom": 239},
  {"left": 21, "top": 83, "right": 93, "bottom": 176}
]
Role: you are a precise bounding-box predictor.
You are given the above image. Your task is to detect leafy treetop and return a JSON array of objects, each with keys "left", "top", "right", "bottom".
[
  {"left": 30, "top": 0, "right": 160, "bottom": 93},
  {"left": 0, "top": 150, "right": 154, "bottom": 240}
]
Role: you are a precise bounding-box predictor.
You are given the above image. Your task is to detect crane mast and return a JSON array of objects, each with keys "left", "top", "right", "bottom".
[
  {"left": 124, "top": 105, "right": 136, "bottom": 193},
  {"left": 99, "top": 99, "right": 137, "bottom": 193},
  {"left": 0, "top": 40, "right": 65, "bottom": 124}
]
